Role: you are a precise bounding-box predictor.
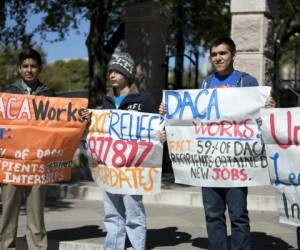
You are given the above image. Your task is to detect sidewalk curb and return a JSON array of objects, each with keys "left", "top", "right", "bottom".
[
  {"left": 47, "top": 182, "right": 278, "bottom": 212},
  {"left": 59, "top": 241, "right": 103, "bottom": 250}
]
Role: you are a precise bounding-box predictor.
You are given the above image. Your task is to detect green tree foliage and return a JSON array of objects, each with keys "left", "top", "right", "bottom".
[
  {"left": 39, "top": 59, "right": 89, "bottom": 92},
  {"left": 0, "top": 0, "right": 128, "bottom": 106},
  {"left": 273, "top": 0, "right": 300, "bottom": 106},
  {"left": 0, "top": 0, "right": 232, "bottom": 96},
  {"left": 163, "top": 0, "right": 231, "bottom": 88},
  {"left": 0, "top": 47, "right": 19, "bottom": 90},
  {"left": 165, "top": 0, "right": 231, "bottom": 49},
  {"left": 275, "top": 0, "right": 300, "bottom": 47},
  {"left": 0, "top": 46, "right": 87, "bottom": 92}
]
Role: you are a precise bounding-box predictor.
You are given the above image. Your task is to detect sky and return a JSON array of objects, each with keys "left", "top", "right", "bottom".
[
  {"left": 27, "top": 14, "right": 208, "bottom": 73},
  {"left": 28, "top": 15, "right": 89, "bottom": 63},
  {"left": 41, "top": 29, "right": 89, "bottom": 63}
]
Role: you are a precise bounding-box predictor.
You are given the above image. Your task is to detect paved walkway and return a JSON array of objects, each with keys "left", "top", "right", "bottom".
[
  {"left": 46, "top": 179, "right": 277, "bottom": 212},
  {"left": 10, "top": 199, "right": 298, "bottom": 250},
  {"left": 0, "top": 178, "right": 298, "bottom": 250}
]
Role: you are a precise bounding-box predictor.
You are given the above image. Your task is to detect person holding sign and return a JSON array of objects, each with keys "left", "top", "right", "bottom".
[
  {"left": 200, "top": 37, "right": 275, "bottom": 250},
  {"left": 0, "top": 49, "right": 54, "bottom": 250},
  {"left": 101, "top": 52, "right": 156, "bottom": 250}
]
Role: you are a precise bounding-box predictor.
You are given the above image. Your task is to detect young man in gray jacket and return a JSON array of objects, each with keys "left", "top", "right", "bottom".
[{"left": 0, "top": 49, "right": 54, "bottom": 250}]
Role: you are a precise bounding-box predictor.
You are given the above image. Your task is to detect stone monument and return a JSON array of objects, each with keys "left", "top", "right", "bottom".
[
  {"left": 122, "top": 1, "right": 169, "bottom": 106},
  {"left": 231, "top": 0, "right": 277, "bottom": 86}
]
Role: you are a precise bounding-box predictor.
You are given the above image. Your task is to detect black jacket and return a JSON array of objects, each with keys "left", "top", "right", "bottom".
[
  {"left": 102, "top": 84, "right": 156, "bottom": 113},
  {"left": 4, "top": 80, "right": 55, "bottom": 97}
]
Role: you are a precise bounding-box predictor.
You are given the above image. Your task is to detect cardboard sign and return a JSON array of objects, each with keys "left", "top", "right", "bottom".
[{"left": 0, "top": 93, "right": 88, "bottom": 185}]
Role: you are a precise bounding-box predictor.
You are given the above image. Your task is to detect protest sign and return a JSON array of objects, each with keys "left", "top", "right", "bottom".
[
  {"left": 261, "top": 108, "right": 300, "bottom": 226},
  {"left": 164, "top": 86, "right": 271, "bottom": 187},
  {"left": 85, "top": 109, "right": 164, "bottom": 195},
  {"left": 0, "top": 93, "right": 88, "bottom": 185}
]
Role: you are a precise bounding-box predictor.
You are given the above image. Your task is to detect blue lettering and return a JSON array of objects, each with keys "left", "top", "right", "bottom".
[
  {"left": 135, "top": 116, "right": 140, "bottom": 141},
  {"left": 128, "top": 113, "right": 133, "bottom": 140},
  {"left": 120, "top": 112, "right": 130, "bottom": 140},
  {"left": 0, "top": 128, "right": 4, "bottom": 139},
  {"left": 289, "top": 173, "right": 299, "bottom": 186},
  {"left": 108, "top": 111, "right": 121, "bottom": 139},
  {"left": 138, "top": 114, "right": 150, "bottom": 141},
  {"left": 207, "top": 89, "right": 220, "bottom": 120},
  {"left": 194, "top": 89, "right": 208, "bottom": 119},
  {"left": 108, "top": 112, "right": 160, "bottom": 142},
  {"left": 270, "top": 152, "right": 293, "bottom": 186},
  {"left": 179, "top": 91, "right": 198, "bottom": 119},
  {"left": 165, "top": 89, "right": 221, "bottom": 120},
  {"left": 147, "top": 115, "right": 160, "bottom": 141},
  {"left": 165, "top": 91, "right": 181, "bottom": 119}
]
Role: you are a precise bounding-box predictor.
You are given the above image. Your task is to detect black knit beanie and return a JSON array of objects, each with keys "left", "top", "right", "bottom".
[{"left": 108, "top": 53, "right": 135, "bottom": 82}]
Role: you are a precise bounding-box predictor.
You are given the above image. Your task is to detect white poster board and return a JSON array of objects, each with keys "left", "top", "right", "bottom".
[
  {"left": 261, "top": 107, "right": 300, "bottom": 226},
  {"left": 85, "top": 109, "right": 164, "bottom": 195},
  {"left": 164, "top": 87, "right": 271, "bottom": 187}
]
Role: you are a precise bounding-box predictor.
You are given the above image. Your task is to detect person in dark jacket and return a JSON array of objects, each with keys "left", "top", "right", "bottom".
[
  {"left": 102, "top": 56, "right": 156, "bottom": 113},
  {"left": 101, "top": 52, "right": 156, "bottom": 250},
  {"left": 0, "top": 49, "right": 54, "bottom": 250}
]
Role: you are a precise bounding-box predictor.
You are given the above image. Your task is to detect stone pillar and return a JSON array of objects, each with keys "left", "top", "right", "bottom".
[
  {"left": 231, "top": 0, "right": 277, "bottom": 86},
  {"left": 122, "top": 1, "right": 169, "bottom": 106}
]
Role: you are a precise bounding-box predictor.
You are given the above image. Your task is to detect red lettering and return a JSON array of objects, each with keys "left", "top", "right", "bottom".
[
  {"left": 239, "top": 169, "right": 247, "bottom": 181},
  {"left": 207, "top": 122, "right": 220, "bottom": 136},
  {"left": 231, "top": 168, "right": 239, "bottom": 180},
  {"left": 221, "top": 168, "right": 230, "bottom": 180},
  {"left": 192, "top": 121, "right": 209, "bottom": 134},
  {"left": 270, "top": 112, "right": 291, "bottom": 149},
  {"left": 211, "top": 167, "right": 248, "bottom": 181},
  {"left": 193, "top": 119, "right": 254, "bottom": 139},
  {"left": 294, "top": 125, "right": 300, "bottom": 146},
  {"left": 212, "top": 168, "right": 221, "bottom": 180},
  {"left": 243, "top": 119, "right": 254, "bottom": 138},
  {"left": 88, "top": 137, "right": 153, "bottom": 168},
  {"left": 219, "top": 120, "right": 233, "bottom": 137}
]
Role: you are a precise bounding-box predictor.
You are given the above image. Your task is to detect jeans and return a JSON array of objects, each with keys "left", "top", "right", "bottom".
[
  {"left": 103, "top": 191, "right": 146, "bottom": 250},
  {"left": 202, "top": 187, "right": 250, "bottom": 250},
  {"left": 297, "top": 227, "right": 300, "bottom": 250}
]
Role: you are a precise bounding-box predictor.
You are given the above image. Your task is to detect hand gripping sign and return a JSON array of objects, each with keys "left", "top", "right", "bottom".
[
  {"left": 261, "top": 107, "right": 300, "bottom": 226},
  {"left": 85, "top": 109, "right": 164, "bottom": 195},
  {"left": 0, "top": 93, "right": 88, "bottom": 185},
  {"left": 163, "top": 86, "right": 271, "bottom": 187}
]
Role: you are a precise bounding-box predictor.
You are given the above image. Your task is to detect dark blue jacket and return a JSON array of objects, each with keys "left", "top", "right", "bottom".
[
  {"left": 102, "top": 84, "right": 156, "bottom": 113},
  {"left": 201, "top": 70, "right": 258, "bottom": 89}
]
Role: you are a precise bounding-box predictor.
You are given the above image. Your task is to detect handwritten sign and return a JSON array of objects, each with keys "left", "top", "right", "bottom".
[
  {"left": 261, "top": 108, "right": 300, "bottom": 226},
  {"left": 85, "top": 109, "right": 164, "bottom": 195},
  {"left": 164, "top": 87, "right": 271, "bottom": 187},
  {"left": 0, "top": 93, "right": 88, "bottom": 185}
]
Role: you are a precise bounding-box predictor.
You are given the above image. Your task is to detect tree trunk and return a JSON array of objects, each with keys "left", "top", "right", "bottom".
[
  {"left": 86, "top": 2, "right": 109, "bottom": 108},
  {"left": 85, "top": 2, "right": 125, "bottom": 108},
  {"left": 174, "top": 0, "right": 185, "bottom": 89},
  {"left": 0, "top": 0, "right": 5, "bottom": 31}
]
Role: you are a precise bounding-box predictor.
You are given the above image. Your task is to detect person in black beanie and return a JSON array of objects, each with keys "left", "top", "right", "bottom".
[{"left": 101, "top": 52, "right": 156, "bottom": 250}]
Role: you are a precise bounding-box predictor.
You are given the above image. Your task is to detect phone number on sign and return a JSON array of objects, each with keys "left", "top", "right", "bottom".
[{"left": 87, "top": 136, "right": 153, "bottom": 168}]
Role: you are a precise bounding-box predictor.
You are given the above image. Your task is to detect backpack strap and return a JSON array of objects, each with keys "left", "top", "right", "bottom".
[
  {"left": 235, "top": 70, "right": 247, "bottom": 87},
  {"left": 201, "top": 73, "right": 214, "bottom": 89},
  {"left": 203, "top": 71, "right": 247, "bottom": 88}
]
